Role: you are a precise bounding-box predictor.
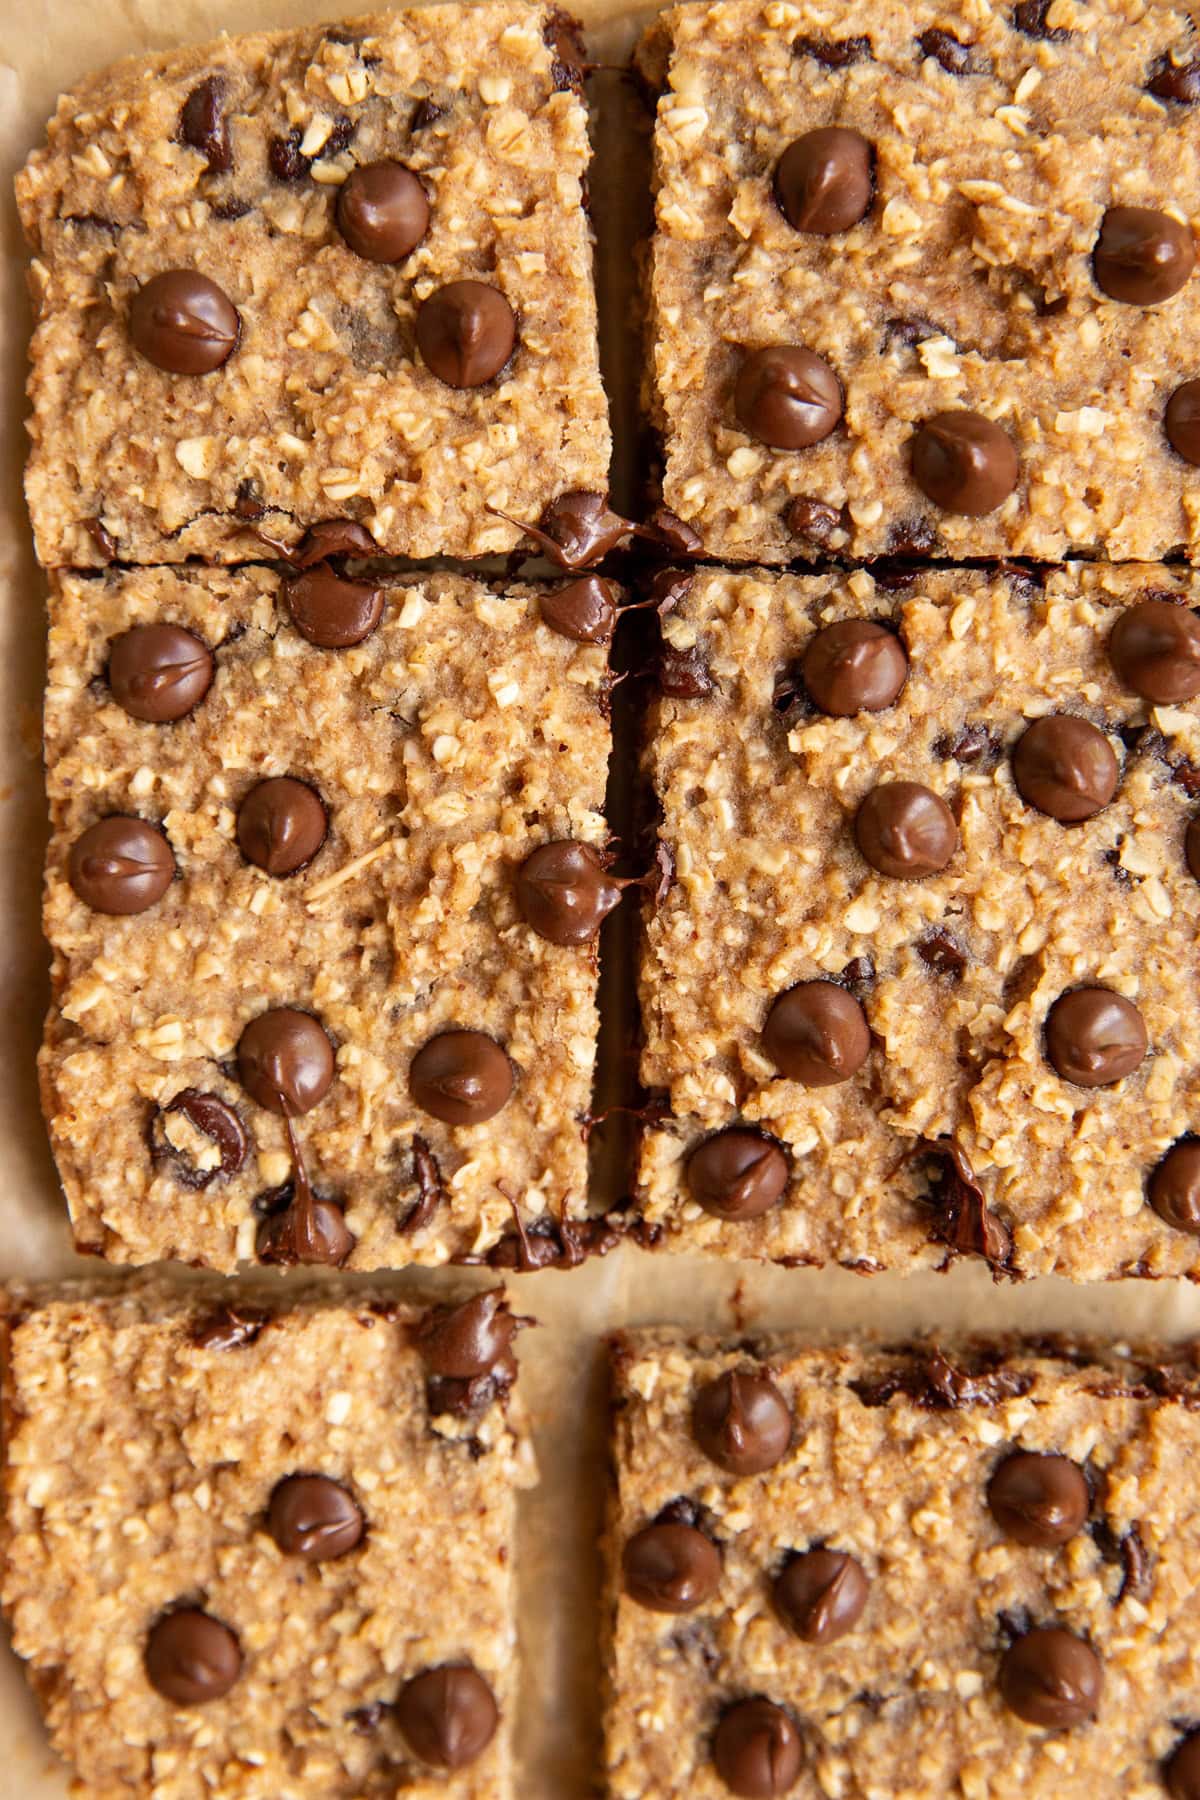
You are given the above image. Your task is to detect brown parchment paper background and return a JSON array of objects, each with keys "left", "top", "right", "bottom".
[{"left": 5, "top": 3, "right": 1200, "bottom": 1795}]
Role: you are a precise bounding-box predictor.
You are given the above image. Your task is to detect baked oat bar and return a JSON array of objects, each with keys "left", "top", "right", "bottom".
[
  {"left": 639, "top": 562, "right": 1200, "bottom": 1280},
  {"left": 15, "top": 4, "right": 609, "bottom": 568},
  {"left": 606, "top": 1329, "right": 1200, "bottom": 1799},
  {"left": 640, "top": 0, "right": 1200, "bottom": 564},
  {"left": 0, "top": 1280, "right": 533, "bottom": 1800},
  {"left": 41, "top": 562, "right": 615, "bottom": 1270}
]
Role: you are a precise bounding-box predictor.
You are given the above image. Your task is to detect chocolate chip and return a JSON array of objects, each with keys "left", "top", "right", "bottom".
[
  {"left": 774, "top": 127, "right": 873, "bottom": 235},
  {"left": 411, "top": 97, "right": 446, "bottom": 132},
  {"left": 416, "top": 281, "right": 516, "bottom": 387},
  {"left": 178, "top": 76, "right": 232, "bottom": 173},
  {"left": 998, "top": 1627, "right": 1102, "bottom": 1728},
  {"left": 773, "top": 1548, "right": 869, "bottom": 1643},
  {"left": 1013, "top": 0, "right": 1069, "bottom": 40},
  {"left": 1109, "top": 599, "right": 1200, "bottom": 701},
  {"left": 418, "top": 1292, "right": 520, "bottom": 1392},
  {"left": 855, "top": 782, "right": 957, "bottom": 879},
  {"left": 335, "top": 161, "right": 429, "bottom": 262},
  {"left": 348, "top": 1701, "right": 388, "bottom": 1735},
  {"left": 712, "top": 1698, "right": 804, "bottom": 1798},
  {"left": 324, "top": 116, "right": 357, "bottom": 157},
  {"left": 400, "top": 1135, "right": 444, "bottom": 1234},
  {"left": 935, "top": 721, "right": 1002, "bottom": 766},
  {"left": 648, "top": 567, "right": 694, "bottom": 617},
  {"left": 763, "top": 981, "right": 870, "bottom": 1087},
  {"left": 237, "top": 1008, "right": 335, "bottom": 1114},
  {"left": 881, "top": 315, "right": 940, "bottom": 353},
  {"left": 659, "top": 645, "right": 715, "bottom": 698},
  {"left": 539, "top": 576, "right": 617, "bottom": 643},
  {"left": 269, "top": 129, "right": 308, "bottom": 180},
  {"left": 1094, "top": 206, "right": 1195, "bottom": 305},
  {"left": 410, "top": 1030, "right": 514, "bottom": 1125},
  {"left": 69, "top": 816, "right": 175, "bottom": 915},
  {"left": 1045, "top": 988, "right": 1147, "bottom": 1087},
  {"left": 1094, "top": 1520, "right": 1153, "bottom": 1603},
  {"left": 234, "top": 479, "right": 265, "bottom": 520},
  {"left": 282, "top": 564, "right": 384, "bottom": 647},
  {"left": 644, "top": 507, "right": 703, "bottom": 555},
  {"left": 151, "top": 1090, "right": 247, "bottom": 1188},
  {"left": 1166, "top": 1732, "right": 1200, "bottom": 1799},
  {"left": 83, "top": 516, "right": 117, "bottom": 561},
  {"left": 686, "top": 1130, "right": 789, "bottom": 1221},
  {"left": 911, "top": 412, "right": 1019, "bottom": 515},
  {"left": 785, "top": 496, "right": 844, "bottom": 546},
  {"left": 129, "top": 270, "right": 240, "bottom": 375},
  {"left": 623, "top": 1521, "right": 722, "bottom": 1613},
  {"left": 734, "top": 346, "right": 842, "bottom": 449},
  {"left": 802, "top": 619, "right": 907, "bottom": 715},
  {"left": 917, "top": 928, "right": 967, "bottom": 979},
  {"left": 189, "top": 1303, "right": 269, "bottom": 1350},
  {"left": 692, "top": 1369, "right": 792, "bottom": 1475},
  {"left": 236, "top": 778, "right": 327, "bottom": 876},
  {"left": 293, "top": 518, "right": 378, "bottom": 565},
  {"left": 528, "top": 491, "right": 634, "bottom": 568},
  {"left": 1166, "top": 381, "right": 1200, "bottom": 464},
  {"left": 516, "top": 841, "right": 621, "bottom": 945},
  {"left": 1012, "top": 715, "right": 1118, "bottom": 822},
  {"left": 255, "top": 1190, "right": 353, "bottom": 1266},
  {"left": 1148, "top": 54, "right": 1200, "bottom": 103},
  {"left": 1149, "top": 1141, "right": 1200, "bottom": 1232},
  {"left": 108, "top": 624, "right": 214, "bottom": 723},
  {"left": 267, "top": 1475, "right": 365, "bottom": 1561},
  {"left": 145, "top": 1609, "right": 242, "bottom": 1705},
  {"left": 841, "top": 954, "right": 875, "bottom": 990},
  {"left": 987, "top": 1452, "right": 1090, "bottom": 1547},
  {"left": 792, "top": 32, "right": 871, "bottom": 66},
  {"left": 925, "top": 1142, "right": 1013, "bottom": 1267},
  {"left": 887, "top": 517, "right": 939, "bottom": 558},
  {"left": 917, "top": 27, "right": 981, "bottom": 72},
  {"left": 395, "top": 1665, "right": 498, "bottom": 1769}
]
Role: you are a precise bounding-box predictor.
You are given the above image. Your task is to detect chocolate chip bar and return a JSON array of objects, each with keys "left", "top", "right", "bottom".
[
  {"left": 42, "top": 563, "right": 615, "bottom": 1270},
  {"left": 0, "top": 1281, "right": 532, "bottom": 1800},
  {"left": 606, "top": 1329, "right": 1200, "bottom": 1799},
  {"left": 639, "top": 0, "right": 1200, "bottom": 564},
  {"left": 639, "top": 562, "right": 1200, "bottom": 1279},
  {"left": 15, "top": 4, "right": 608, "bottom": 567}
]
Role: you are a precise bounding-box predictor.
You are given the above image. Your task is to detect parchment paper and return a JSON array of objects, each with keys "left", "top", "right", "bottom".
[{"left": 3, "top": 4, "right": 1200, "bottom": 1795}]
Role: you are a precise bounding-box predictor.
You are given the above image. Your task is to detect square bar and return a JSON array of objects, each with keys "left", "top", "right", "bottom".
[
  {"left": 639, "top": 561, "right": 1200, "bottom": 1279},
  {"left": 42, "top": 563, "right": 613, "bottom": 1269},
  {"left": 16, "top": 5, "right": 609, "bottom": 567}
]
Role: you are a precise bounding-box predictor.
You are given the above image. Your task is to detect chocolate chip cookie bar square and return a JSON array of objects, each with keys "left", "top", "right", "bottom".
[
  {"left": 639, "top": 562, "right": 1200, "bottom": 1280},
  {"left": 41, "top": 562, "right": 616, "bottom": 1270},
  {"left": 606, "top": 1330, "right": 1200, "bottom": 1799},
  {"left": 0, "top": 1281, "right": 531, "bottom": 1800},
  {"left": 640, "top": 0, "right": 1200, "bottom": 564},
  {"left": 15, "top": 4, "right": 608, "bottom": 568}
]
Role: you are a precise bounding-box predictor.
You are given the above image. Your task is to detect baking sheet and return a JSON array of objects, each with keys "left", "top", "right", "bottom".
[{"left": 4, "top": 3, "right": 1200, "bottom": 1795}]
